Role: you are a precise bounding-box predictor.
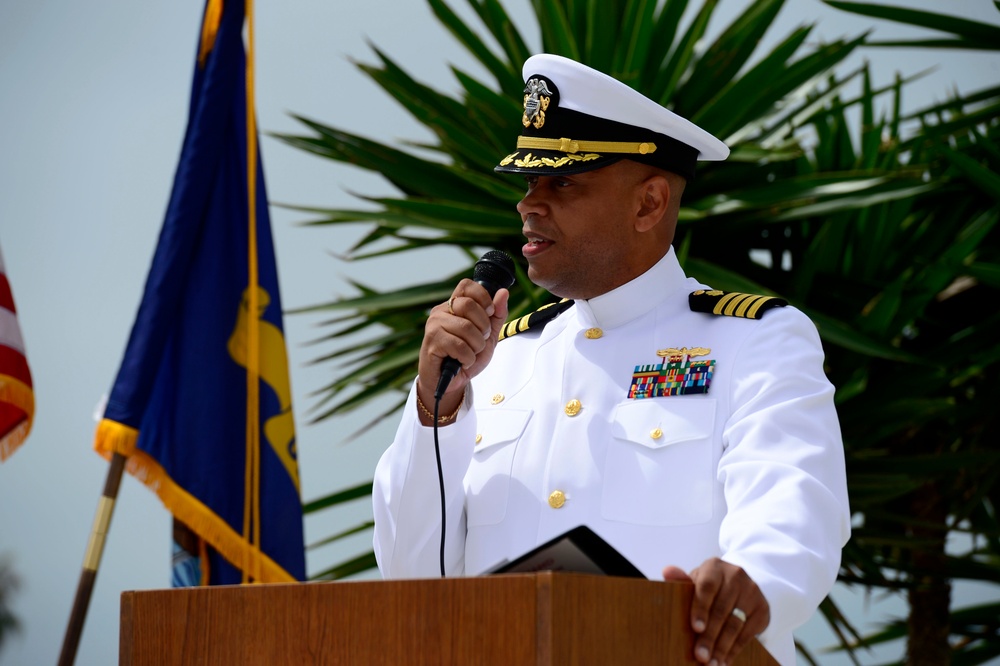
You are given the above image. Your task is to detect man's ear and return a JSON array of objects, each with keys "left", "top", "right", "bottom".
[{"left": 634, "top": 175, "right": 671, "bottom": 233}]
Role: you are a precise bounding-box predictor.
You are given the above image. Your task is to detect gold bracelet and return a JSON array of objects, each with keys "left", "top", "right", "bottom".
[{"left": 416, "top": 391, "right": 463, "bottom": 424}]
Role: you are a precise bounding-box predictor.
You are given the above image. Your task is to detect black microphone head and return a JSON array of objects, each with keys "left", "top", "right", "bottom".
[{"left": 473, "top": 250, "right": 516, "bottom": 296}]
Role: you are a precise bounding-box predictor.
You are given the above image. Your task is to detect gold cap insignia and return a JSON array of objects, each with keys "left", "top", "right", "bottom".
[{"left": 523, "top": 77, "right": 553, "bottom": 129}]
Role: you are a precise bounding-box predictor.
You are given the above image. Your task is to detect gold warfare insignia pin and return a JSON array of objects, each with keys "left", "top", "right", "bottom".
[
  {"left": 629, "top": 347, "right": 715, "bottom": 399},
  {"left": 523, "top": 77, "right": 553, "bottom": 129}
]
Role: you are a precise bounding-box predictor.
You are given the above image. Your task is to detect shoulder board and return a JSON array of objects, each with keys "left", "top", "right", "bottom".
[
  {"left": 689, "top": 289, "right": 788, "bottom": 320},
  {"left": 499, "top": 299, "right": 574, "bottom": 341}
]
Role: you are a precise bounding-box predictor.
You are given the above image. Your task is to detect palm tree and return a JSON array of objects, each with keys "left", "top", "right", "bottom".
[
  {"left": 277, "top": 0, "right": 1000, "bottom": 661},
  {"left": 748, "top": 4, "right": 1000, "bottom": 663}
]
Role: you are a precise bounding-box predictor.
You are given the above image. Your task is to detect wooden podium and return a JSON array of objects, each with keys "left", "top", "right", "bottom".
[{"left": 120, "top": 572, "right": 778, "bottom": 665}]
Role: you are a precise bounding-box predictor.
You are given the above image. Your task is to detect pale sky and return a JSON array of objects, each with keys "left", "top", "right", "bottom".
[{"left": 1, "top": 1, "right": 998, "bottom": 664}]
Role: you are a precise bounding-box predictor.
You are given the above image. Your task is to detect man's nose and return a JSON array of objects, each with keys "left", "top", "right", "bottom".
[{"left": 516, "top": 185, "right": 545, "bottom": 217}]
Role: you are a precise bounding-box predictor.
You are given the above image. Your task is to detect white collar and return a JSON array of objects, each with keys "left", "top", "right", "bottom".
[{"left": 572, "top": 247, "right": 688, "bottom": 329}]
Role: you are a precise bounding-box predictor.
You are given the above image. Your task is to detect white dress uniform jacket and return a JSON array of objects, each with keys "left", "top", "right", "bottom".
[{"left": 373, "top": 248, "right": 851, "bottom": 666}]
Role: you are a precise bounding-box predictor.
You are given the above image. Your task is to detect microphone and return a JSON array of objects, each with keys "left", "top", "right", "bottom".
[{"left": 434, "top": 250, "right": 516, "bottom": 400}]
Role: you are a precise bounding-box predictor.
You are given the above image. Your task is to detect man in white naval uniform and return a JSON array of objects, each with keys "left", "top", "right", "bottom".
[{"left": 373, "top": 54, "right": 850, "bottom": 666}]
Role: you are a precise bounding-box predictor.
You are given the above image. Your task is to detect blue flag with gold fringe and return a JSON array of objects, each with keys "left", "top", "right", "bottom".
[{"left": 93, "top": 0, "right": 305, "bottom": 584}]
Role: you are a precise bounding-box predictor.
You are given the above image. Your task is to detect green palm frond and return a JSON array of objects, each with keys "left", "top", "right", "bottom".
[{"left": 822, "top": 1, "right": 1000, "bottom": 49}]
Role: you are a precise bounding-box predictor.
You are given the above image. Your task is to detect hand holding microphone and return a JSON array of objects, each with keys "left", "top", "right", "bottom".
[
  {"left": 417, "top": 251, "right": 515, "bottom": 421},
  {"left": 420, "top": 251, "right": 514, "bottom": 576},
  {"left": 436, "top": 251, "right": 516, "bottom": 398}
]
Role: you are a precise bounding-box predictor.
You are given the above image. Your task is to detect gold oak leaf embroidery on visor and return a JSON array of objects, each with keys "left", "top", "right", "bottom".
[{"left": 498, "top": 151, "right": 603, "bottom": 169}]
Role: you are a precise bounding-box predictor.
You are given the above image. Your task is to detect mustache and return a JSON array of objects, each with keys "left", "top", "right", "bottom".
[{"left": 522, "top": 220, "right": 554, "bottom": 242}]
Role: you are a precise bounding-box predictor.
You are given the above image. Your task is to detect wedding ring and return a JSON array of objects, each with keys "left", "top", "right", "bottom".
[
  {"left": 731, "top": 607, "right": 747, "bottom": 623},
  {"left": 448, "top": 297, "right": 456, "bottom": 315}
]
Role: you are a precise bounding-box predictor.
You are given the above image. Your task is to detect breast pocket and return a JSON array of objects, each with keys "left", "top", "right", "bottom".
[
  {"left": 601, "top": 399, "right": 717, "bottom": 526},
  {"left": 465, "top": 409, "right": 532, "bottom": 527}
]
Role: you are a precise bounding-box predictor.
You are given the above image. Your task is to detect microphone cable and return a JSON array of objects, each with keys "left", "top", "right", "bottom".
[
  {"left": 433, "top": 397, "right": 447, "bottom": 577},
  {"left": 431, "top": 251, "right": 515, "bottom": 578}
]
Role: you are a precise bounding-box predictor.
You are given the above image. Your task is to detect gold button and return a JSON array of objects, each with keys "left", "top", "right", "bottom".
[
  {"left": 584, "top": 327, "right": 603, "bottom": 339},
  {"left": 491, "top": 393, "right": 505, "bottom": 405},
  {"left": 564, "top": 399, "right": 582, "bottom": 416},
  {"left": 475, "top": 434, "right": 483, "bottom": 445},
  {"left": 650, "top": 428, "right": 663, "bottom": 440},
  {"left": 548, "top": 490, "right": 566, "bottom": 509}
]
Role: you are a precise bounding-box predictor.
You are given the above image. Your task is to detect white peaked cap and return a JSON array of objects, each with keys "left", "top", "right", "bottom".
[{"left": 496, "top": 54, "right": 729, "bottom": 179}]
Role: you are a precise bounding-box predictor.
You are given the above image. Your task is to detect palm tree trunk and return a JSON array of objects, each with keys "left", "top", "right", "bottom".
[{"left": 906, "top": 480, "right": 951, "bottom": 665}]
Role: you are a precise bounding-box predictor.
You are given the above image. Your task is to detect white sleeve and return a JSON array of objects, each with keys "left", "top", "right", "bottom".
[
  {"left": 718, "top": 307, "right": 851, "bottom": 642},
  {"left": 372, "top": 380, "right": 477, "bottom": 578}
]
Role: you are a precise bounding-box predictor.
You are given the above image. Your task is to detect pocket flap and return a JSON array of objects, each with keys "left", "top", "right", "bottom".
[
  {"left": 474, "top": 409, "right": 532, "bottom": 452},
  {"left": 611, "top": 399, "right": 716, "bottom": 449}
]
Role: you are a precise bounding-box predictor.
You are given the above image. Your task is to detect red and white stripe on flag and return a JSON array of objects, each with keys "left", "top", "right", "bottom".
[{"left": 0, "top": 244, "right": 33, "bottom": 461}]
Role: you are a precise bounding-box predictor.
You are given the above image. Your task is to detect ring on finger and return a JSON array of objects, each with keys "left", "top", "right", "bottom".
[
  {"left": 731, "top": 607, "right": 747, "bottom": 623},
  {"left": 448, "top": 297, "right": 456, "bottom": 315}
]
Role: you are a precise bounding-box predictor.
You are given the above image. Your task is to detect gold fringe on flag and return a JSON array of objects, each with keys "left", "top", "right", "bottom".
[
  {"left": 94, "top": 419, "right": 294, "bottom": 584},
  {"left": 92, "top": 418, "right": 139, "bottom": 457},
  {"left": 0, "top": 374, "right": 34, "bottom": 461}
]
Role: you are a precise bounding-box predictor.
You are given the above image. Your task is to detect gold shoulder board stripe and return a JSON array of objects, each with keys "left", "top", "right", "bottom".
[
  {"left": 499, "top": 299, "right": 574, "bottom": 341},
  {"left": 688, "top": 289, "right": 787, "bottom": 320}
]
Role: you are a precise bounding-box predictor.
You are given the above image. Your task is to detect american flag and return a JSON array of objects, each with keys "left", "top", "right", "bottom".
[{"left": 0, "top": 242, "right": 33, "bottom": 461}]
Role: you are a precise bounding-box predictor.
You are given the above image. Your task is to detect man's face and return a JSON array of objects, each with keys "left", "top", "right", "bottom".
[{"left": 517, "top": 162, "right": 650, "bottom": 300}]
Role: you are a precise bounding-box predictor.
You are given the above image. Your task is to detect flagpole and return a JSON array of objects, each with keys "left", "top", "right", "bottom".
[{"left": 57, "top": 452, "right": 127, "bottom": 666}]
